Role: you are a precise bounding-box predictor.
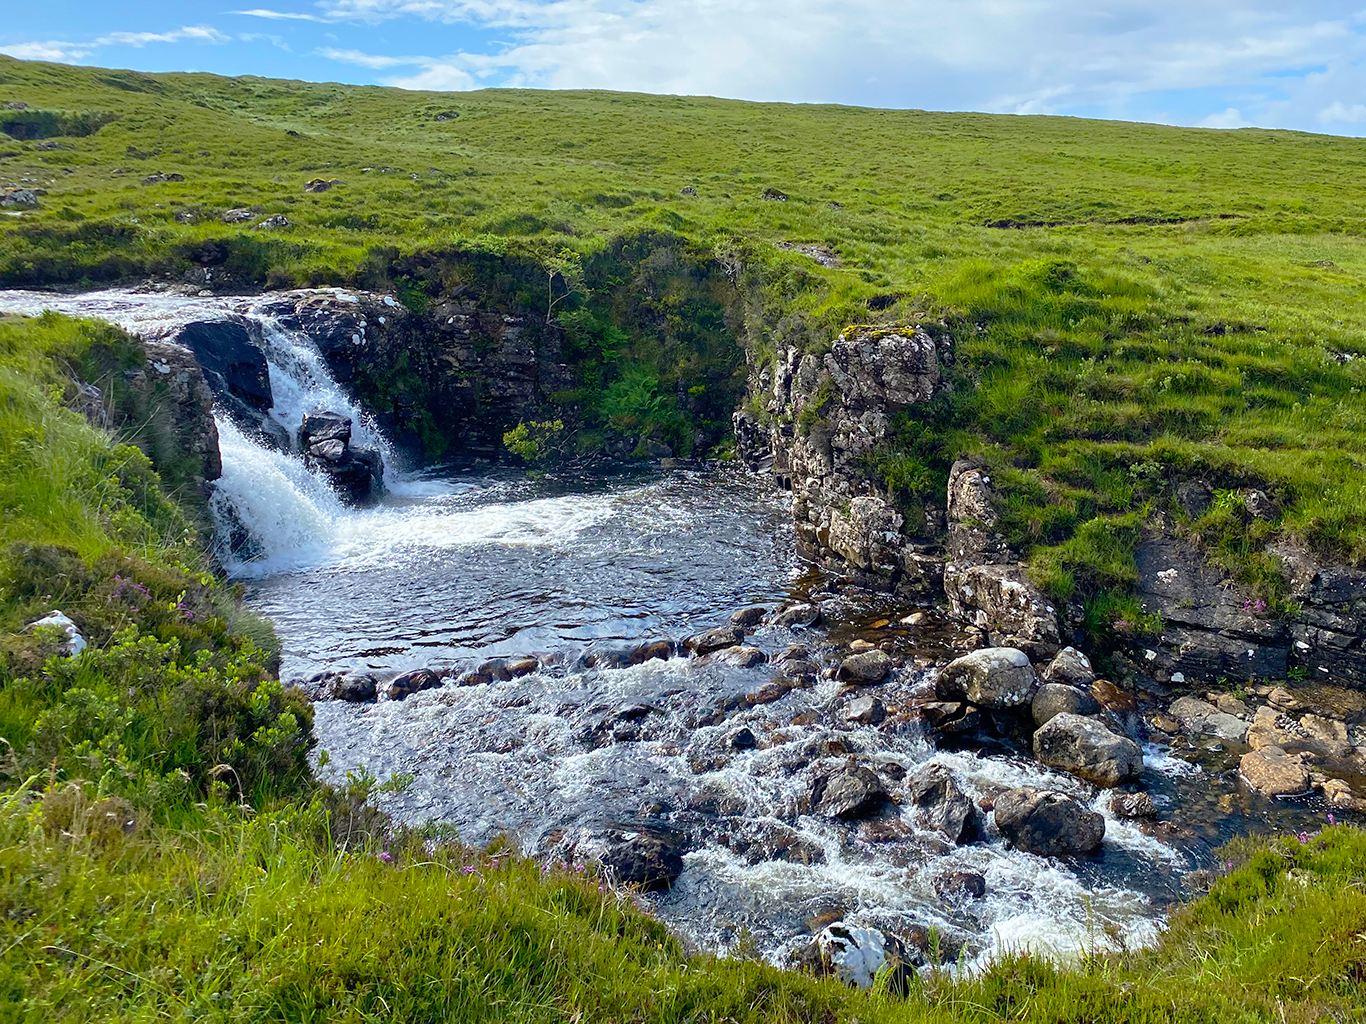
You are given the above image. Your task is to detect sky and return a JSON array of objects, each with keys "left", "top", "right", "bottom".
[{"left": 3, "top": 1, "right": 1366, "bottom": 135}]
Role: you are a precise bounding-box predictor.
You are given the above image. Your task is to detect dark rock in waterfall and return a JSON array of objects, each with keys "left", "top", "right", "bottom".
[
  {"left": 172, "top": 319, "right": 287, "bottom": 447},
  {"left": 383, "top": 668, "right": 441, "bottom": 701},
  {"left": 809, "top": 764, "right": 891, "bottom": 821},
  {"left": 993, "top": 787, "right": 1104, "bottom": 857},
  {"left": 593, "top": 824, "right": 688, "bottom": 891},
  {"left": 298, "top": 407, "right": 385, "bottom": 506},
  {"left": 904, "top": 764, "right": 977, "bottom": 844}
]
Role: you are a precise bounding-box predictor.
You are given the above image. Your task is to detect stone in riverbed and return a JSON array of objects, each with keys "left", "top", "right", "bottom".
[
  {"left": 730, "top": 605, "right": 769, "bottom": 627},
  {"left": 629, "top": 640, "right": 674, "bottom": 664},
  {"left": 593, "top": 824, "right": 688, "bottom": 891},
  {"left": 993, "top": 787, "right": 1105, "bottom": 857},
  {"left": 683, "top": 625, "right": 744, "bottom": 656},
  {"left": 1033, "top": 712, "right": 1144, "bottom": 788},
  {"left": 816, "top": 924, "right": 912, "bottom": 992},
  {"left": 506, "top": 656, "right": 540, "bottom": 678},
  {"left": 904, "top": 764, "right": 977, "bottom": 844},
  {"left": 1111, "top": 791, "right": 1158, "bottom": 818},
  {"left": 843, "top": 695, "right": 886, "bottom": 725},
  {"left": 809, "top": 764, "right": 890, "bottom": 820},
  {"left": 1042, "top": 646, "right": 1096, "bottom": 688},
  {"left": 383, "top": 668, "right": 441, "bottom": 701},
  {"left": 837, "top": 649, "right": 892, "bottom": 684},
  {"left": 1239, "top": 747, "right": 1310, "bottom": 797},
  {"left": 712, "top": 645, "right": 768, "bottom": 668},
  {"left": 935, "top": 647, "right": 1037, "bottom": 709},
  {"left": 933, "top": 870, "right": 986, "bottom": 900},
  {"left": 771, "top": 603, "right": 821, "bottom": 628},
  {"left": 1168, "top": 696, "right": 1248, "bottom": 744},
  {"left": 1031, "top": 683, "right": 1101, "bottom": 727},
  {"left": 917, "top": 701, "right": 981, "bottom": 736},
  {"left": 743, "top": 678, "right": 793, "bottom": 707}
]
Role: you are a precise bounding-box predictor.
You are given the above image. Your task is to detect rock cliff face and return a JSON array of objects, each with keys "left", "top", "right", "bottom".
[
  {"left": 735, "top": 326, "right": 949, "bottom": 596},
  {"left": 1119, "top": 534, "right": 1366, "bottom": 690},
  {"left": 739, "top": 322, "right": 1363, "bottom": 686},
  {"left": 257, "top": 290, "right": 571, "bottom": 457}
]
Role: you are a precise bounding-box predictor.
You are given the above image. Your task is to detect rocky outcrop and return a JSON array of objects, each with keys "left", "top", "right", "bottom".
[
  {"left": 169, "top": 319, "right": 286, "bottom": 449},
  {"left": 1123, "top": 533, "right": 1366, "bottom": 690},
  {"left": 993, "top": 787, "right": 1105, "bottom": 857},
  {"left": 1239, "top": 747, "right": 1310, "bottom": 797},
  {"left": 1032, "top": 713, "right": 1144, "bottom": 788},
  {"left": 257, "top": 289, "right": 574, "bottom": 457},
  {"left": 297, "top": 408, "right": 384, "bottom": 506},
  {"left": 736, "top": 325, "right": 949, "bottom": 596}
]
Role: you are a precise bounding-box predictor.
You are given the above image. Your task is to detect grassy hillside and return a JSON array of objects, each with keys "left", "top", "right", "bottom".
[{"left": 2, "top": 55, "right": 1363, "bottom": 638}]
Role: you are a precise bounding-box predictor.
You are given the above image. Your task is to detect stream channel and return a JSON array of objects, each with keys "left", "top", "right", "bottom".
[{"left": 0, "top": 286, "right": 1339, "bottom": 972}]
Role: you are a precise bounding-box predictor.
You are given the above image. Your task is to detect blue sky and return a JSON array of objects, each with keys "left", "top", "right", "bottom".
[{"left": 4, "top": 1, "right": 1366, "bottom": 135}]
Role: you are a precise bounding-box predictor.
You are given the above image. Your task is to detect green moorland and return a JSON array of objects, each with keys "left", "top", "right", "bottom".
[
  {"left": 0, "top": 307, "right": 1361, "bottom": 1024},
  {"left": 1, "top": 57, "right": 1366, "bottom": 1020}
]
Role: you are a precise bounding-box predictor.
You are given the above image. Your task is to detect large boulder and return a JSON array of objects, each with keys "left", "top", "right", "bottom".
[
  {"left": 838, "top": 649, "right": 893, "bottom": 684},
  {"left": 993, "top": 787, "right": 1105, "bottom": 857},
  {"left": 935, "top": 647, "right": 1037, "bottom": 709},
  {"left": 946, "top": 459, "right": 998, "bottom": 527},
  {"left": 1032, "top": 713, "right": 1144, "bottom": 788},
  {"left": 1168, "top": 696, "right": 1249, "bottom": 744},
  {"left": 593, "top": 825, "right": 688, "bottom": 892},
  {"left": 1239, "top": 747, "right": 1310, "bottom": 797},
  {"left": 815, "top": 924, "right": 910, "bottom": 991},
  {"left": 1031, "top": 683, "right": 1101, "bottom": 728},
  {"left": 297, "top": 407, "right": 385, "bottom": 506},
  {"left": 1042, "top": 647, "right": 1097, "bottom": 687},
  {"left": 943, "top": 562, "right": 1061, "bottom": 660},
  {"left": 904, "top": 764, "right": 977, "bottom": 843},
  {"left": 809, "top": 764, "right": 890, "bottom": 820},
  {"left": 683, "top": 624, "right": 744, "bottom": 656}
]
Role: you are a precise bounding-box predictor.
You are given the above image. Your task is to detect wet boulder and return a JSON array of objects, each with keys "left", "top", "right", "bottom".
[
  {"left": 172, "top": 319, "right": 287, "bottom": 448},
  {"left": 935, "top": 647, "right": 1037, "bottom": 709},
  {"left": 809, "top": 764, "right": 890, "bottom": 820},
  {"left": 684, "top": 625, "right": 744, "bottom": 656},
  {"left": 594, "top": 824, "right": 688, "bottom": 891},
  {"left": 1111, "top": 791, "right": 1158, "bottom": 818},
  {"left": 1033, "top": 713, "right": 1143, "bottom": 788},
  {"left": 1239, "top": 747, "right": 1310, "bottom": 797},
  {"left": 629, "top": 640, "right": 674, "bottom": 664},
  {"left": 1168, "top": 696, "right": 1248, "bottom": 744},
  {"left": 917, "top": 700, "right": 981, "bottom": 736},
  {"left": 838, "top": 649, "right": 893, "bottom": 684},
  {"left": 904, "top": 764, "right": 977, "bottom": 843},
  {"left": 730, "top": 605, "right": 769, "bottom": 627},
  {"left": 933, "top": 870, "right": 986, "bottom": 900},
  {"left": 1042, "top": 647, "right": 1097, "bottom": 688},
  {"left": 300, "top": 669, "right": 378, "bottom": 702},
  {"left": 506, "top": 656, "right": 541, "bottom": 678},
  {"left": 712, "top": 645, "right": 768, "bottom": 669},
  {"left": 816, "top": 924, "right": 912, "bottom": 992},
  {"left": 993, "top": 787, "right": 1105, "bottom": 857},
  {"left": 772, "top": 603, "right": 821, "bottom": 628},
  {"left": 1031, "top": 683, "right": 1101, "bottom": 728},
  {"left": 844, "top": 695, "right": 887, "bottom": 725},
  {"left": 298, "top": 407, "right": 385, "bottom": 507},
  {"left": 724, "top": 820, "right": 826, "bottom": 865},
  {"left": 383, "top": 667, "right": 441, "bottom": 701}
]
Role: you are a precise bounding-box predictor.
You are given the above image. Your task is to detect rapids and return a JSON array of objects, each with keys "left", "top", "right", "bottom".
[{"left": 0, "top": 286, "right": 1340, "bottom": 972}]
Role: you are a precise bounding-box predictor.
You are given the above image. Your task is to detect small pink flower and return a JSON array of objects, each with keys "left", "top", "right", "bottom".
[
  {"left": 1297, "top": 831, "right": 1310, "bottom": 844},
  {"left": 462, "top": 864, "right": 477, "bottom": 875},
  {"left": 1327, "top": 813, "right": 1336, "bottom": 826},
  {"left": 377, "top": 851, "right": 394, "bottom": 863}
]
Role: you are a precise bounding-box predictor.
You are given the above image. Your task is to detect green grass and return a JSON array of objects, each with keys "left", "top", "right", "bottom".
[{"left": 2, "top": 785, "right": 1363, "bottom": 1023}]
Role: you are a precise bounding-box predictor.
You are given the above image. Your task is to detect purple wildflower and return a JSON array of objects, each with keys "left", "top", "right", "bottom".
[
  {"left": 1327, "top": 813, "right": 1336, "bottom": 826},
  {"left": 1226, "top": 861, "right": 1234, "bottom": 871},
  {"left": 1297, "top": 831, "right": 1310, "bottom": 844},
  {"left": 462, "top": 864, "right": 477, "bottom": 875},
  {"left": 377, "top": 851, "right": 394, "bottom": 863}
]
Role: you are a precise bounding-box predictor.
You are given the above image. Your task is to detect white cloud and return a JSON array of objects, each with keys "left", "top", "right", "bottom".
[
  {"left": 229, "top": 8, "right": 331, "bottom": 21},
  {"left": 1199, "top": 107, "right": 1254, "bottom": 128},
  {"left": 317, "top": 46, "right": 429, "bottom": 68},
  {"left": 390, "top": 62, "right": 477, "bottom": 90},
  {"left": 0, "top": 40, "right": 95, "bottom": 61},
  {"left": 1319, "top": 100, "right": 1366, "bottom": 123},
  {"left": 303, "top": 0, "right": 1366, "bottom": 133},
  {"left": 97, "top": 26, "right": 232, "bottom": 47}
]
